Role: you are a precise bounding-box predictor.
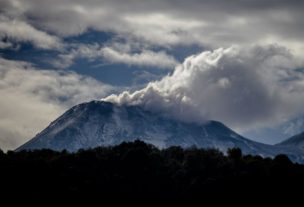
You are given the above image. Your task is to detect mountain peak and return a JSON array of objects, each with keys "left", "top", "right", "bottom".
[
  {"left": 16, "top": 100, "right": 304, "bottom": 163},
  {"left": 16, "top": 101, "right": 253, "bottom": 152},
  {"left": 278, "top": 132, "right": 304, "bottom": 149}
]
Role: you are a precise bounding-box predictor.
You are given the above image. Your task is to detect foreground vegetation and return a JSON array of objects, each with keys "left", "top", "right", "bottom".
[{"left": 1, "top": 140, "right": 303, "bottom": 203}]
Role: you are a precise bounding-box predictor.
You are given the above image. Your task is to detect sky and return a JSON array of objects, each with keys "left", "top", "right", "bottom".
[{"left": 1, "top": 0, "right": 304, "bottom": 151}]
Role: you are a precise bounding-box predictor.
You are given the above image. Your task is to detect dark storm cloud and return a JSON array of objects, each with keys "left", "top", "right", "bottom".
[{"left": 0, "top": 0, "right": 303, "bottom": 51}]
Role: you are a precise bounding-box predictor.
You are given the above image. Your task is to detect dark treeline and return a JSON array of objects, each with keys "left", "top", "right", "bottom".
[{"left": 1, "top": 140, "right": 304, "bottom": 203}]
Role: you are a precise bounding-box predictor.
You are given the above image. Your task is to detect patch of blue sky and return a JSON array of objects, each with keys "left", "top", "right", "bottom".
[{"left": 68, "top": 57, "right": 168, "bottom": 86}]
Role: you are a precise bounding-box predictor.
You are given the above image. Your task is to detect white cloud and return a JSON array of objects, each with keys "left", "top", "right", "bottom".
[
  {"left": 283, "top": 118, "right": 304, "bottom": 137},
  {"left": 1, "top": 0, "right": 304, "bottom": 54},
  {"left": 104, "top": 44, "right": 304, "bottom": 132},
  {"left": 0, "top": 16, "right": 62, "bottom": 49},
  {"left": 0, "top": 40, "right": 13, "bottom": 49},
  {"left": 0, "top": 57, "right": 113, "bottom": 151},
  {"left": 54, "top": 43, "right": 178, "bottom": 69},
  {"left": 100, "top": 46, "right": 178, "bottom": 68}
]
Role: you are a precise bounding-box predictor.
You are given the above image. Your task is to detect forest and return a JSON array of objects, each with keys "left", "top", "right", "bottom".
[{"left": 1, "top": 140, "right": 303, "bottom": 203}]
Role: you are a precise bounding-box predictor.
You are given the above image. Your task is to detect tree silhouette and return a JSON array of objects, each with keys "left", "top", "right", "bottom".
[
  {"left": 227, "top": 147, "right": 242, "bottom": 160},
  {"left": 0, "top": 141, "right": 303, "bottom": 203}
]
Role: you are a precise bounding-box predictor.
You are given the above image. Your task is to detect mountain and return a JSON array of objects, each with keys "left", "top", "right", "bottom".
[
  {"left": 16, "top": 100, "right": 304, "bottom": 162},
  {"left": 277, "top": 132, "right": 304, "bottom": 150}
]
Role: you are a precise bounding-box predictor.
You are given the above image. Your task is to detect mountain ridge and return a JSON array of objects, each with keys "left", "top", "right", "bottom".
[
  {"left": 277, "top": 131, "right": 304, "bottom": 150},
  {"left": 16, "top": 100, "right": 304, "bottom": 162}
]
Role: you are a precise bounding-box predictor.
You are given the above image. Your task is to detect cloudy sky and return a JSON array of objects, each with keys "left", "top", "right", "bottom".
[{"left": 1, "top": 0, "right": 304, "bottom": 151}]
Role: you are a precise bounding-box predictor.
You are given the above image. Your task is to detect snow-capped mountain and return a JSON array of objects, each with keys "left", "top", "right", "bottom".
[
  {"left": 277, "top": 132, "right": 304, "bottom": 150},
  {"left": 16, "top": 101, "right": 304, "bottom": 162}
]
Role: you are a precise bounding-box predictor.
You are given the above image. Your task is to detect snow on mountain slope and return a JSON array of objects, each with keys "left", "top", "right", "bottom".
[
  {"left": 16, "top": 101, "right": 304, "bottom": 162},
  {"left": 277, "top": 132, "right": 304, "bottom": 150}
]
